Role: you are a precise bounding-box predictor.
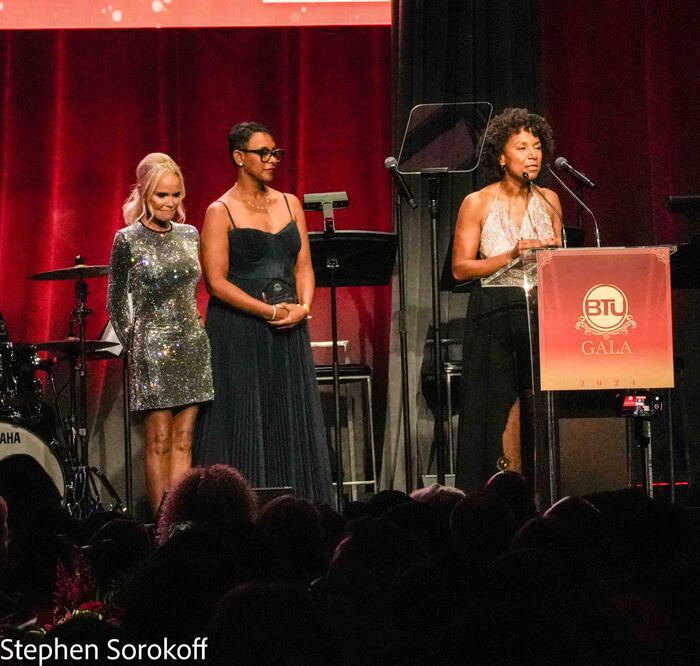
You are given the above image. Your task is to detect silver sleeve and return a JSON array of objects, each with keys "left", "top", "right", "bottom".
[{"left": 107, "top": 230, "right": 133, "bottom": 349}]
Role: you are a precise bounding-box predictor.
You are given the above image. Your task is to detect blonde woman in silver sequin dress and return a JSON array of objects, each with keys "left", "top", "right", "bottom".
[
  {"left": 193, "top": 122, "right": 333, "bottom": 505},
  {"left": 452, "top": 108, "right": 562, "bottom": 491},
  {"left": 108, "top": 153, "right": 214, "bottom": 513}
]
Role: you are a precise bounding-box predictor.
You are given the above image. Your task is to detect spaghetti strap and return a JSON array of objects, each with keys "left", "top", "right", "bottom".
[
  {"left": 282, "top": 194, "right": 294, "bottom": 222},
  {"left": 492, "top": 181, "right": 502, "bottom": 204},
  {"left": 214, "top": 200, "right": 236, "bottom": 229}
]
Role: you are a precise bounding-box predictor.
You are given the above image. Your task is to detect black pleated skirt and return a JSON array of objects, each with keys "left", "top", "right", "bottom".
[{"left": 193, "top": 298, "right": 333, "bottom": 505}]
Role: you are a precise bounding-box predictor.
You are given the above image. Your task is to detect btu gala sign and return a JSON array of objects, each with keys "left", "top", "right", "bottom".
[{"left": 537, "top": 247, "right": 674, "bottom": 391}]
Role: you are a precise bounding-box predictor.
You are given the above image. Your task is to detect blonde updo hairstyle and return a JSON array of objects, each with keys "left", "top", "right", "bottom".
[{"left": 122, "top": 152, "right": 186, "bottom": 226}]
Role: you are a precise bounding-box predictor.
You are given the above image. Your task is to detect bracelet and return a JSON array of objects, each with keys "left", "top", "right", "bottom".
[
  {"left": 268, "top": 304, "right": 277, "bottom": 321},
  {"left": 301, "top": 303, "right": 312, "bottom": 319}
]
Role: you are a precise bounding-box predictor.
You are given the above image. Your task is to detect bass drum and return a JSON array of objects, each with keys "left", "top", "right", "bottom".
[{"left": 0, "top": 420, "right": 66, "bottom": 497}]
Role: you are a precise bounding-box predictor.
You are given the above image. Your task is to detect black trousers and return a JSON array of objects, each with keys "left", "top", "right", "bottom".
[{"left": 455, "top": 287, "right": 534, "bottom": 492}]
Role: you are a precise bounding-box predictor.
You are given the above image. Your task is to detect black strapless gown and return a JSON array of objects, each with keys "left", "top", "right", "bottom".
[{"left": 193, "top": 221, "right": 333, "bottom": 505}]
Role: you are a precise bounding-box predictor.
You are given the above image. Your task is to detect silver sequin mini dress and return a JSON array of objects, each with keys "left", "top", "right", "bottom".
[{"left": 108, "top": 221, "right": 214, "bottom": 412}]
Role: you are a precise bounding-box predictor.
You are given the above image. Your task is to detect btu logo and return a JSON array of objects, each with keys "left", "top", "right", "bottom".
[{"left": 579, "top": 284, "right": 633, "bottom": 336}]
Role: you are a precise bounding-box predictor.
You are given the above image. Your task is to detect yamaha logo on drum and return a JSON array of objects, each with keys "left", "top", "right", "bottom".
[
  {"left": 0, "top": 431, "right": 20, "bottom": 444},
  {"left": 576, "top": 283, "right": 637, "bottom": 355}
]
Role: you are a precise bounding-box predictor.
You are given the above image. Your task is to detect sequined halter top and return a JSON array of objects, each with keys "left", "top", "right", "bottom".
[{"left": 479, "top": 183, "right": 555, "bottom": 258}]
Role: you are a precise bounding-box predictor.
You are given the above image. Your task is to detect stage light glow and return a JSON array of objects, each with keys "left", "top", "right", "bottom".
[{"left": 0, "top": 0, "right": 390, "bottom": 29}]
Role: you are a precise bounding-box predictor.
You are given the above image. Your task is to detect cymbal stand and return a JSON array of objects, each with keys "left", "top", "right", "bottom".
[
  {"left": 62, "top": 261, "right": 123, "bottom": 518},
  {"left": 73, "top": 276, "right": 91, "bottom": 467}
]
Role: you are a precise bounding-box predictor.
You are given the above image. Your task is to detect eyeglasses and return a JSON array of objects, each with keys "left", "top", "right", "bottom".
[{"left": 238, "top": 148, "right": 285, "bottom": 163}]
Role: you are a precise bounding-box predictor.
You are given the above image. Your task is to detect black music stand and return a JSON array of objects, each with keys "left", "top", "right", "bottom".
[{"left": 309, "top": 231, "right": 397, "bottom": 509}]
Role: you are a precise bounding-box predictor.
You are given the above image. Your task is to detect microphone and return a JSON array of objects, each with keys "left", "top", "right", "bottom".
[
  {"left": 555, "top": 157, "right": 596, "bottom": 189},
  {"left": 384, "top": 157, "right": 417, "bottom": 209},
  {"left": 522, "top": 172, "right": 568, "bottom": 248},
  {"left": 665, "top": 195, "right": 700, "bottom": 214},
  {"left": 546, "top": 162, "right": 601, "bottom": 247}
]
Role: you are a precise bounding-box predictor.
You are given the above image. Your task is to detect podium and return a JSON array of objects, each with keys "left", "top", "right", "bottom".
[{"left": 483, "top": 246, "right": 675, "bottom": 507}]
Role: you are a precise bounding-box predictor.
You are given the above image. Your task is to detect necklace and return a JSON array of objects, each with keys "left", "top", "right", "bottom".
[
  {"left": 496, "top": 183, "right": 537, "bottom": 244},
  {"left": 233, "top": 184, "right": 273, "bottom": 216},
  {"left": 140, "top": 219, "right": 173, "bottom": 236}
]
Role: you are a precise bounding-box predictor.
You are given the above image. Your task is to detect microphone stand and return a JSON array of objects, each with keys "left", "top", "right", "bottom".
[
  {"left": 322, "top": 210, "right": 344, "bottom": 511},
  {"left": 576, "top": 184, "right": 584, "bottom": 230},
  {"left": 547, "top": 163, "right": 601, "bottom": 247},
  {"left": 524, "top": 173, "right": 568, "bottom": 248},
  {"left": 422, "top": 168, "right": 449, "bottom": 485},
  {"left": 393, "top": 190, "right": 414, "bottom": 493}
]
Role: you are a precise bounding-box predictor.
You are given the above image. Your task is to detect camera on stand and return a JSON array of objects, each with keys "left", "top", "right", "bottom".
[
  {"left": 619, "top": 393, "right": 663, "bottom": 419},
  {"left": 618, "top": 392, "right": 664, "bottom": 498}
]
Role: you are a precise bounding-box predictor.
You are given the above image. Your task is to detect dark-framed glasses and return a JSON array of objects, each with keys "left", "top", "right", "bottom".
[{"left": 239, "top": 148, "right": 285, "bottom": 163}]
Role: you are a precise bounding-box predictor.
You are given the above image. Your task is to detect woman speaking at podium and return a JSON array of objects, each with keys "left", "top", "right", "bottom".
[
  {"left": 452, "top": 108, "right": 562, "bottom": 491},
  {"left": 193, "top": 122, "right": 333, "bottom": 505}
]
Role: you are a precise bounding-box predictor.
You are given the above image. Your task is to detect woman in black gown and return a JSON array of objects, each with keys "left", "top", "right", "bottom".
[{"left": 194, "top": 122, "right": 333, "bottom": 505}]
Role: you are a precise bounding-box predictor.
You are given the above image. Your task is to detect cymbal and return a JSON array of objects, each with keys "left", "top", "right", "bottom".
[
  {"left": 29, "top": 264, "right": 110, "bottom": 280},
  {"left": 35, "top": 338, "right": 119, "bottom": 356}
]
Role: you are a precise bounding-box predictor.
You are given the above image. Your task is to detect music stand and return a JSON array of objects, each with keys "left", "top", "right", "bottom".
[
  {"left": 308, "top": 230, "right": 397, "bottom": 509},
  {"left": 397, "top": 101, "right": 492, "bottom": 484}
]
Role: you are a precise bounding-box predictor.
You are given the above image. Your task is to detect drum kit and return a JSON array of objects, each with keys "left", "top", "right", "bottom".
[{"left": 0, "top": 256, "right": 126, "bottom": 518}]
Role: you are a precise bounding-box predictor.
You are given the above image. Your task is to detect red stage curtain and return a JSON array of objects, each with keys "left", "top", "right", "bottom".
[
  {"left": 541, "top": 1, "right": 700, "bottom": 247},
  {"left": 0, "top": 27, "right": 392, "bottom": 394}
]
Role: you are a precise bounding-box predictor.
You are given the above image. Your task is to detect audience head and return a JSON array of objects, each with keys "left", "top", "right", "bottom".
[
  {"left": 328, "top": 517, "right": 426, "bottom": 597},
  {"left": 314, "top": 502, "right": 347, "bottom": 554},
  {"left": 486, "top": 470, "right": 536, "bottom": 528},
  {"left": 450, "top": 490, "right": 516, "bottom": 565},
  {"left": 544, "top": 495, "right": 602, "bottom": 546},
  {"left": 0, "top": 454, "right": 62, "bottom": 523},
  {"left": 0, "top": 454, "right": 70, "bottom": 609},
  {"left": 483, "top": 548, "right": 579, "bottom": 662},
  {"left": 85, "top": 518, "right": 152, "bottom": 592},
  {"left": 512, "top": 515, "right": 579, "bottom": 564},
  {"left": 384, "top": 500, "right": 452, "bottom": 555},
  {"left": 45, "top": 614, "right": 124, "bottom": 664},
  {"left": 410, "top": 483, "right": 465, "bottom": 526},
  {"left": 208, "top": 581, "right": 341, "bottom": 665},
  {"left": 0, "top": 497, "right": 8, "bottom": 570},
  {"left": 364, "top": 490, "right": 413, "bottom": 518},
  {"left": 123, "top": 527, "right": 254, "bottom": 643},
  {"left": 156, "top": 464, "right": 258, "bottom": 546},
  {"left": 256, "top": 495, "right": 329, "bottom": 584},
  {"left": 342, "top": 500, "right": 368, "bottom": 521}
]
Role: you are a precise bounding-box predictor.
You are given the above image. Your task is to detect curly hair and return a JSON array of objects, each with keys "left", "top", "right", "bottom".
[
  {"left": 155, "top": 464, "right": 258, "bottom": 546},
  {"left": 227, "top": 121, "right": 273, "bottom": 165},
  {"left": 479, "top": 107, "right": 554, "bottom": 185}
]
